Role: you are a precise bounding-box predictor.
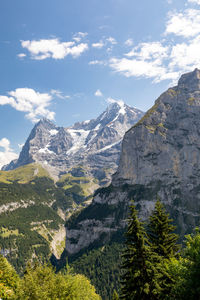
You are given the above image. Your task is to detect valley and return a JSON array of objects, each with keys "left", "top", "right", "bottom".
[{"left": 0, "top": 101, "right": 143, "bottom": 279}]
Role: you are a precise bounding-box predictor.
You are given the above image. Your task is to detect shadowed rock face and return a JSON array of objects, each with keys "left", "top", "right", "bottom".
[
  {"left": 65, "top": 69, "right": 200, "bottom": 256},
  {"left": 3, "top": 103, "right": 144, "bottom": 184}
]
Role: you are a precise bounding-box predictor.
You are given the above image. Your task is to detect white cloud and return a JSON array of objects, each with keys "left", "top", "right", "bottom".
[
  {"left": 0, "top": 88, "right": 55, "bottom": 123},
  {"left": 95, "top": 89, "right": 103, "bottom": 97},
  {"left": 109, "top": 42, "right": 169, "bottom": 82},
  {"left": 124, "top": 39, "right": 133, "bottom": 46},
  {"left": 109, "top": 32, "right": 200, "bottom": 84},
  {"left": 0, "top": 138, "right": 18, "bottom": 169},
  {"left": 17, "top": 53, "right": 26, "bottom": 58},
  {"left": 92, "top": 41, "right": 104, "bottom": 49},
  {"left": 73, "top": 32, "right": 88, "bottom": 43},
  {"left": 188, "top": 0, "right": 200, "bottom": 4},
  {"left": 89, "top": 60, "right": 105, "bottom": 65},
  {"left": 125, "top": 42, "right": 168, "bottom": 60},
  {"left": 68, "top": 43, "right": 89, "bottom": 58},
  {"left": 106, "top": 37, "right": 117, "bottom": 45},
  {"left": 106, "top": 3, "right": 200, "bottom": 84},
  {"left": 169, "top": 36, "right": 200, "bottom": 70},
  {"left": 50, "top": 89, "right": 70, "bottom": 99},
  {"left": 0, "top": 138, "right": 11, "bottom": 152},
  {"left": 165, "top": 9, "right": 200, "bottom": 37},
  {"left": 110, "top": 57, "right": 167, "bottom": 82},
  {"left": 21, "top": 38, "right": 88, "bottom": 60}
]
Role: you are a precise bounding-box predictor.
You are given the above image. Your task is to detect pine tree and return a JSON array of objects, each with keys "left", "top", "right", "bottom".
[
  {"left": 120, "top": 202, "right": 162, "bottom": 300},
  {"left": 146, "top": 200, "right": 180, "bottom": 299},
  {"left": 112, "top": 289, "right": 119, "bottom": 300},
  {"left": 147, "top": 200, "right": 179, "bottom": 259}
]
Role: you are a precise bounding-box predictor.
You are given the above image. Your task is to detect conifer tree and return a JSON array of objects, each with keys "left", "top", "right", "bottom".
[
  {"left": 112, "top": 289, "right": 119, "bottom": 300},
  {"left": 147, "top": 200, "right": 179, "bottom": 259},
  {"left": 120, "top": 202, "right": 162, "bottom": 300}
]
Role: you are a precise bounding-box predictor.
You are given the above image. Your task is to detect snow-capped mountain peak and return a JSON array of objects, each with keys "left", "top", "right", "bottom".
[{"left": 3, "top": 103, "right": 144, "bottom": 184}]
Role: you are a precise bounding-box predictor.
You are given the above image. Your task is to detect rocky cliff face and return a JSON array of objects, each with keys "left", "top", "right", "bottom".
[
  {"left": 65, "top": 69, "right": 200, "bottom": 255},
  {"left": 3, "top": 102, "right": 144, "bottom": 184},
  {"left": 113, "top": 68, "right": 200, "bottom": 186}
]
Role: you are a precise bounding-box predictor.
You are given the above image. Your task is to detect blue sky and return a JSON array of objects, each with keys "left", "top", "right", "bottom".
[{"left": 0, "top": 0, "right": 200, "bottom": 167}]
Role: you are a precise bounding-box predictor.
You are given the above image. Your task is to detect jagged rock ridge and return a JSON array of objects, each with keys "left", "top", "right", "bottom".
[
  {"left": 3, "top": 101, "right": 144, "bottom": 184},
  {"left": 65, "top": 69, "right": 200, "bottom": 255}
]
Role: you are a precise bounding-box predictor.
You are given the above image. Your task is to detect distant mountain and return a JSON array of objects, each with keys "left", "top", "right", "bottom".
[{"left": 3, "top": 102, "right": 144, "bottom": 186}]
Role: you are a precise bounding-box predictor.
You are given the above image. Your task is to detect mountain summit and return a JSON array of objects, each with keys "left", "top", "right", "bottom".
[
  {"left": 113, "top": 68, "right": 200, "bottom": 187},
  {"left": 178, "top": 68, "right": 200, "bottom": 91},
  {"left": 3, "top": 101, "right": 144, "bottom": 184}
]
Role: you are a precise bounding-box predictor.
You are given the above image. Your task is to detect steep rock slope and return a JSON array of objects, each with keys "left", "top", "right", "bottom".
[
  {"left": 65, "top": 69, "right": 200, "bottom": 256},
  {"left": 3, "top": 102, "right": 144, "bottom": 185}
]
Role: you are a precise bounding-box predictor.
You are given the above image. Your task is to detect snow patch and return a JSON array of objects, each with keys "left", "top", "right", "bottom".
[
  {"left": 67, "top": 129, "right": 90, "bottom": 154},
  {"left": 49, "top": 129, "right": 58, "bottom": 136},
  {"left": 94, "top": 123, "right": 101, "bottom": 130},
  {"left": 118, "top": 101, "right": 126, "bottom": 115},
  {"left": 38, "top": 143, "right": 54, "bottom": 155}
]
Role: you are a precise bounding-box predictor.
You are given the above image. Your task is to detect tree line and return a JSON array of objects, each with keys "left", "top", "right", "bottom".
[{"left": 118, "top": 200, "right": 200, "bottom": 300}]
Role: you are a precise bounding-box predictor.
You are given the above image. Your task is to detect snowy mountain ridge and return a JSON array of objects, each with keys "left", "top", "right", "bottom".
[{"left": 3, "top": 101, "right": 144, "bottom": 185}]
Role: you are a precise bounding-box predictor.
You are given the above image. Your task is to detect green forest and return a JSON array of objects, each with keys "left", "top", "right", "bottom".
[
  {"left": 0, "top": 164, "right": 99, "bottom": 273},
  {"left": 1, "top": 200, "right": 200, "bottom": 299}
]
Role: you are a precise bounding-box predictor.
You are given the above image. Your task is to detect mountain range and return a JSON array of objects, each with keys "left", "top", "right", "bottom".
[{"left": 3, "top": 101, "right": 144, "bottom": 186}]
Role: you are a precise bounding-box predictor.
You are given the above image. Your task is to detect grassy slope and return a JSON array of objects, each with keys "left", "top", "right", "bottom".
[
  {"left": 57, "top": 173, "right": 99, "bottom": 205},
  {"left": 0, "top": 163, "right": 51, "bottom": 184}
]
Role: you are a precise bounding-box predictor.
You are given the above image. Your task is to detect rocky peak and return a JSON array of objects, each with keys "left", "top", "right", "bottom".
[
  {"left": 178, "top": 68, "right": 200, "bottom": 92},
  {"left": 104, "top": 101, "right": 125, "bottom": 116},
  {"left": 38, "top": 117, "right": 55, "bottom": 126}
]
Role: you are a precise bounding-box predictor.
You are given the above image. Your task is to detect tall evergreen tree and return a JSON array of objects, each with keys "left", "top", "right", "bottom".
[
  {"left": 147, "top": 200, "right": 179, "bottom": 259},
  {"left": 112, "top": 289, "right": 119, "bottom": 300},
  {"left": 120, "top": 202, "right": 162, "bottom": 300},
  {"left": 179, "top": 228, "right": 200, "bottom": 299}
]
